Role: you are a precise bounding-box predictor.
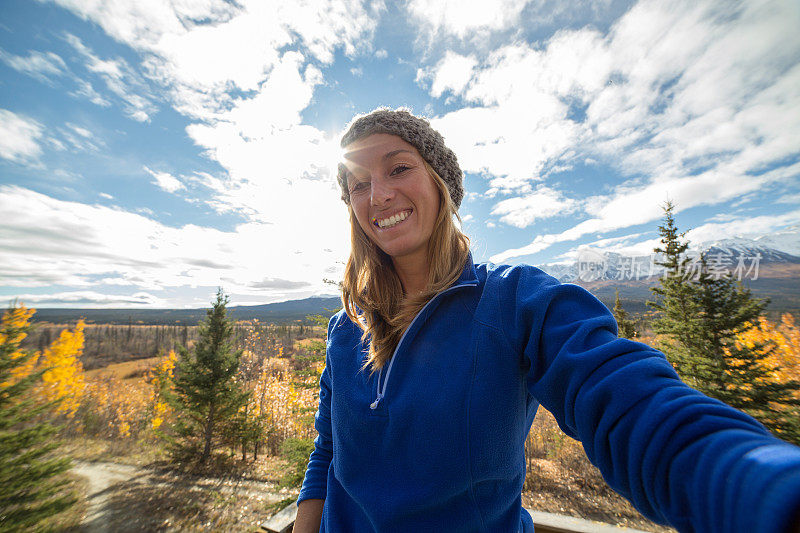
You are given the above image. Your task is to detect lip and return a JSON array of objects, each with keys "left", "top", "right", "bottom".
[{"left": 372, "top": 208, "right": 413, "bottom": 229}]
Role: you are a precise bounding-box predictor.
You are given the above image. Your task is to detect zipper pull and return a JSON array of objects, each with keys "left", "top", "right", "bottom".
[{"left": 371, "top": 368, "right": 383, "bottom": 410}]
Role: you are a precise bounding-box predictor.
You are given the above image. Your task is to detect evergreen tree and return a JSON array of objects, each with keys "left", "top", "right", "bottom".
[
  {"left": 612, "top": 289, "right": 637, "bottom": 339},
  {"left": 690, "top": 256, "right": 800, "bottom": 443},
  {"left": 648, "top": 204, "right": 800, "bottom": 443},
  {"left": 166, "top": 289, "right": 250, "bottom": 464},
  {"left": 0, "top": 303, "right": 76, "bottom": 531},
  {"left": 647, "top": 201, "right": 704, "bottom": 386}
]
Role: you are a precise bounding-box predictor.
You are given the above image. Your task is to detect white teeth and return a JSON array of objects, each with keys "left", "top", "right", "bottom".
[{"left": 377, "top": 210, "right": 409, "bottom": 228}]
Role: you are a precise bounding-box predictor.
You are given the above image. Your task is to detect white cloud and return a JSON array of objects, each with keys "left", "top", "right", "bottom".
[
  {"left": 426, "top": 0, "right": 800, "bottom": 262},
  {"left": 0, "top": 186, "right": 350, "bottom": 302},
  {"left": 686, "top": 210, "right": 800, "bottom": 245},
  {"left": 587, "top": 232, "right": 647, "bottom": 249},
  {"left": 375, "top": 48, "right": 388, "bottom": 59},
  {"left": 491, "top": 159, "right": 800, "bottom": 262},
  {"left": 53, "top": 0, "right": 382, "bottom": 120},
  {"left": 490, "top": 186, "right": 577, "bottom": 227},
  {"left": 407, "top": 0, "right": 529, "bottom": 38},
  {"left": 0, "top": 109, "right": 44, "bottom": 164},
  {"left": 0, "top": 48, "right": 67, "bottom": 83},
  {"left": 57, "top": 123, "right": 102, "bottom": 152},
  {"left": 6, "top": 291, "right": 165, "bottom": 308},
  {"left": 777, "top": 192, "right": 800, "bottom": 205},
  {"left": 70, "top": 79, "right": 111, "bottom": 107},
  {"left": 49, "top": 0, "right": 381, "bottom": 274},
  {"left": 66, "top": 123, "right": 92, "bottom": 138},
  {"left": 65, "top": 33, "right": 158, "bottom": 122},
  {"left": 572, "top": 232, "right": 659, "bottom": 258},
  {"left": 418, "top": 51, "right": 477, "bottom": 98},
  {"left": 573, "top": 210, "right": 800, "bottom": 260},
  {"left": 144, "top": 166, "right": 185, "bottom": 193}
]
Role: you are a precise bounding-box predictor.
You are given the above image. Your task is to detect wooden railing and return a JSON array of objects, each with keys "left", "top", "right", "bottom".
[{"left": 260, "top": 503, "right": 653, "bottom": 533}]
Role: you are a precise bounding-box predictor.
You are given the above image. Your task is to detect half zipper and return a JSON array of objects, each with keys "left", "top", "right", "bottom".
[{"left": 370, "top": 281, "right": 478, "bottom": 410}]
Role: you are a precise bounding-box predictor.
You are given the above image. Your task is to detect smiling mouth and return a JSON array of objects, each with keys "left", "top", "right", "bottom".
[{"left": 373, "top": 209, "right": 412, "bottom": 229}]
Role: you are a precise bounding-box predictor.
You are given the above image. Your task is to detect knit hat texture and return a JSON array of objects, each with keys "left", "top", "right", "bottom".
[{"left": 337, "top": 108, "right": 464, "bottom": 209}]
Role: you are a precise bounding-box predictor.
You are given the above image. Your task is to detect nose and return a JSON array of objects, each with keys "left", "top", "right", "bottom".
[{"left": 370, "top": 176, "right": 394, "bottom": 206}]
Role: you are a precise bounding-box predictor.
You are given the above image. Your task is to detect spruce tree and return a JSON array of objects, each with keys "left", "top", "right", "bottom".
[
  {"left": 166, "top": 289, "right": 250, "bottom": 464},
  {"left": 648, "top": 204, "right": 800, "bottom": 443},
  {"left": 648, "top": 201, "right": 704, "bottom": 386},
  {"left": 690, "top": 256, "right": 800, "bottom": 442},
  {"left": 0, "top": 304, "right": 76, "bottom": 531},
  {"left": 612, "top": 289, "right": 637, "bottom": 339}
]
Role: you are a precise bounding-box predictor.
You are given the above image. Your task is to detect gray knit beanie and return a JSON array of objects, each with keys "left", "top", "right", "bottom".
[{"left": 337, "top": 108, "right": 464, "bottom": 209}]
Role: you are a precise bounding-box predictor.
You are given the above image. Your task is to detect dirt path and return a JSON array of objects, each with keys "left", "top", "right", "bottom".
[
  {"left": 71, "top": 461, "right": 293, "bottom": 532},
  {"left": 71, "top": 462, "right": 150, "bottom": 532}
]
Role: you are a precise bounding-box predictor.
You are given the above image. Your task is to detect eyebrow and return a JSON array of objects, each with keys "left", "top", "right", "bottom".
[
  {"left": 344, "top": 149, "right": 415, "bottom": 183},
  {"left": 382, "top": 149, "right": 414, "bottom": 161}
]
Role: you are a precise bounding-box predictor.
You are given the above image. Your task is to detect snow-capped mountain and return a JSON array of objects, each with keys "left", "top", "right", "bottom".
[
  {"left": 752, "top": 225, "right": 800, "bottom": 257},
  {"left": 700, "top": 239, "right": 800, "bottom": 264},
  {"left": 537, "top": 227, "right": 800, "bottom": 283}
]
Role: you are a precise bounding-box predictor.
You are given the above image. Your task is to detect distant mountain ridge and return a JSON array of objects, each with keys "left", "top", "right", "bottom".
[
  {"left": 32, "top": 296, "right": 342, "bottom": 325},
  {"left": 537, "top": 227, "right": 800, "bottom": 317}
]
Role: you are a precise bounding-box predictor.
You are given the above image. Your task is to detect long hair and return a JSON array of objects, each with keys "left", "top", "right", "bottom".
[{"left": 341, "top": 162, "right": 470, "bottom": 375}]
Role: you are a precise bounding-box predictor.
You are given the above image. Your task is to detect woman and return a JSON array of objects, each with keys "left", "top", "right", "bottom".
[{"left": 294, "top": 108, "right": 800, "bottom": 532}]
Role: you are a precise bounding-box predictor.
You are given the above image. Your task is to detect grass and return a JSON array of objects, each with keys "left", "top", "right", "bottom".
[
  {"left": 60, "top": 435, "right": 167, "bottom": 466},
  {"left": 84, "top": 356, "right": 161, "bottom": 382}
]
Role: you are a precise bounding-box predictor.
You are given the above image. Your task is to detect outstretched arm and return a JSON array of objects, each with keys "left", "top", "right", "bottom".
[{"left": 500, "top": 269, "right": 800, "bottom": 532}]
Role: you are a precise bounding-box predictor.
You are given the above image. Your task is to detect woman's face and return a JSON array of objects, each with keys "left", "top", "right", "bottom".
[{"left": 343, "top": 133, "right": 440, "bottom": 265}]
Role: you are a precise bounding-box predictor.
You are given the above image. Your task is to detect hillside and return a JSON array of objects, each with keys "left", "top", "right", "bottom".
[{"left": 31, "top": 296, "right": 342, "bottom": 325}]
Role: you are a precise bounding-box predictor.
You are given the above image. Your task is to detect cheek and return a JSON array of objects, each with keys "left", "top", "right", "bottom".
[
  {"left": 351, "top": 202, "right": 373, "bottom": 233},
  {"left": 421, "top": 184, "right": 442, "bottom": 226}
]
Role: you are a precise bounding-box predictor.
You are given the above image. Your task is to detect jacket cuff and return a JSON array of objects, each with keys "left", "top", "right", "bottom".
[{"left": 297, "top": 488, "right": 327, "bottom": 506}]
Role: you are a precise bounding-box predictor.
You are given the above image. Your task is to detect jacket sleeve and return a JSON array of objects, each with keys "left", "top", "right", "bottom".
[
  {"left": 501, "top": 267, "right": 800, "bottom": 533},
  {"left": 297, "top": 314, "right": 336, "bottom": 505}
]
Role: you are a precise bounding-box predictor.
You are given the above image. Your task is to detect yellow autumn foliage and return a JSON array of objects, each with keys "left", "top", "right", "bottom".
[
  {"left": 735, "top": 314, "right": 800, "bottom": 398},
  {"left": 38, "top": 320, "right": 87, "bottom": 417},
  {"left": 240, "top": 343, "right": 319, "bottom": 443},
  {"left": 148, "top": 349, "right": 178, "bottom": 429},
  {"left": 2, "top": 305, "right": 87, "bottom": 419},
  {"left": 0, "top": 304, "right": 38, "bottom": 389},
  {"left": 81, "top": 376, "right": 152, "bottom": 438}
]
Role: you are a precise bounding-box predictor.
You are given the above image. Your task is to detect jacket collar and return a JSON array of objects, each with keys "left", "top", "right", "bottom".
[{"left": 454, "top": 252, "right": 479, "bottom": 287}]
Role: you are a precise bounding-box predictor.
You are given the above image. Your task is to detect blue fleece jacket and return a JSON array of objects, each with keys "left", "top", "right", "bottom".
[{"left": 298, "top": 258, "right": 800, "bottom": 532}]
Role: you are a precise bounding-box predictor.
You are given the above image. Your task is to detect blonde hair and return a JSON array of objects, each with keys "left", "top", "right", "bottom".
[{"left": 341, "top": 162, "right": 470, "bottom": 375}]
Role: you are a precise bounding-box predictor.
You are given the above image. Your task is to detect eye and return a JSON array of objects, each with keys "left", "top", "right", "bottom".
[
  {"left": 350, "top": 180, "right": 369, "bottom": 194},
  {"left": 390, "top": 164, "right": 410, "bottom": 176}
]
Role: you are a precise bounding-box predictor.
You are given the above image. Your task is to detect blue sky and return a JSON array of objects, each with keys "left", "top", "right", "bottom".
[{"left": 1, "top": 0, "right": 799, "bottom": 308}]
